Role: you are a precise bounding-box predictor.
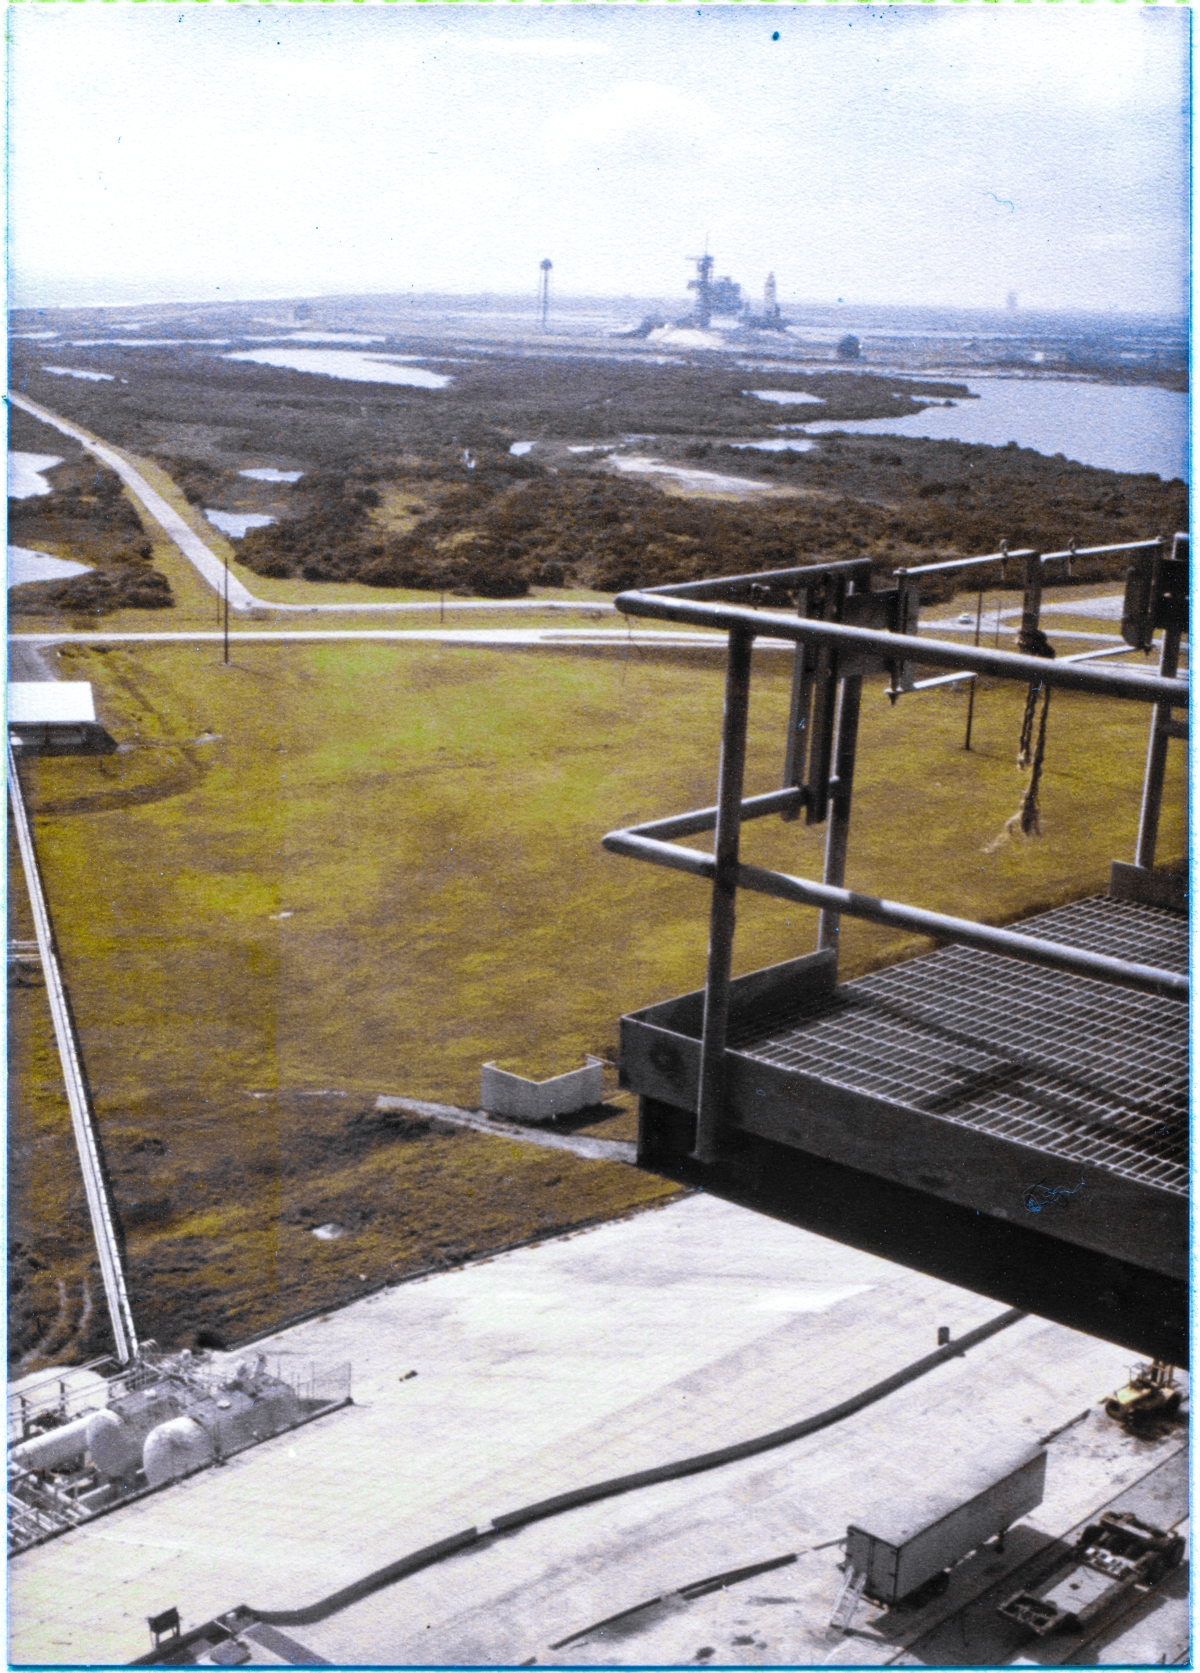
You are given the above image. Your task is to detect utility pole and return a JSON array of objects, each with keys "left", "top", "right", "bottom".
[{"left": 538, "top": 259, "right": 552, "bottom": 332}]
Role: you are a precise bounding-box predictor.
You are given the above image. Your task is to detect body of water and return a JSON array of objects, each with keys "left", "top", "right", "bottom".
[
  {"left": 746, "top": 390, "right": 826, "bottom": 406},
  {"left": 8, "top": 546, "right": 92, "bottom": 585},
  {"left": 68, "top": 339, "right": 230, "bottom": 347},
  {"left": 43, "top": 366, "right": 114, "bottom": 382},
  {"left": 732, "top": 439, "right": 816, "bottom": 453},
  {"left": 247, "top": 332, "right": 386, "bottom": 345},
  {"left": 205, "top": 510, "right": 277, "bottom": 538},
  {"left": 9, "top": 453, "right": 64, "bottom": 498},
  {"left": 802, "top": 378, "right": 1188, "bottom": 482},
  {"left": 239, "top": 468, "right": 304, "bottom": 483},
  {"left": 222, "top": 349, "right": 452, "bottom": 389}
]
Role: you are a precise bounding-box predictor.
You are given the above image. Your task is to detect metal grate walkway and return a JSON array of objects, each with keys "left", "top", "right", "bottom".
[{"left": 729, "top": 897, "right": 1188, "bottom": 1197}]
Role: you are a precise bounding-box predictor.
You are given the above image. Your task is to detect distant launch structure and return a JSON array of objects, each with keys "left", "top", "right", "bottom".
[
  {"left": 538, "top": 259, "right": 553, "bottom": 332},
  {"left": 618, "top": 252, "right": 789, "bottom": 341},
  {"left": 688, "top": 254, "right": 785, "bottom": 332},
  {"left": 687, "top": 254, "right": 743, "bottom": 328}
]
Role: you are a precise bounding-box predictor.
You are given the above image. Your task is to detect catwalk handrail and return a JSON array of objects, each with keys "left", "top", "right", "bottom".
[
  {"left": 612, "top": 592, "right": 1187, "bottom": 706},
  {"left": 895, "top": 537, "right": 1165, "bottom": 580},
  {"left": 602, "top": 816, "right": 1186, "bottom": 1003}
]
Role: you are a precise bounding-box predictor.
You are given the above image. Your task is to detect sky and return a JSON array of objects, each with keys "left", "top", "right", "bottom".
[{"left": 8, "top": 5, "right": 1189, "bottom": 316}]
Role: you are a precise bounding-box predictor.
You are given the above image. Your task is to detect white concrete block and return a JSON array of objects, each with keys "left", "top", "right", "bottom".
[{"left": 479, "top": 1058, "right": 604, "bottom": 1124}]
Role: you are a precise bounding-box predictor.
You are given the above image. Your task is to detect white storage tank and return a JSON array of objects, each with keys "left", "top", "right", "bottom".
[
  {"left": 85, "top": 1409, "right": 144, "bottom": 1483},
  {"left": 846, "top": 1443, "right": 1046, "bottom": 1605},
  {"left": 86, "top": 1387, "right": 182, "bottom": 1483},
  {"left": 143, "top": 1417, "right": 215, "bottom": 1487},
  {"left": 9, "top": 1412, "right": 94, "bottom": 1475}
]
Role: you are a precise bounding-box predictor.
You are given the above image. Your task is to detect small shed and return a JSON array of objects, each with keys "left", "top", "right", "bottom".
[{"left": 8, "top": 682, "right": 117, "bottom": 756}]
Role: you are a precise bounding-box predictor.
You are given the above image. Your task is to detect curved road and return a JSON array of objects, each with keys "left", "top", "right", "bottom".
[{"left": 10, "top": 392, "right": 616, "bottom": 620}]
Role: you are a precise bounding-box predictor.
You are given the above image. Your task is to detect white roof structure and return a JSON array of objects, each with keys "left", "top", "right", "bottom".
[{"left": 8, "top": 682, "right": 97, "bottom": 725}]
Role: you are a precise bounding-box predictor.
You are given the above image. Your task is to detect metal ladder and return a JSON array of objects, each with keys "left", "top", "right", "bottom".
[{"left": 828, "top": 1563, "right": 867, "bottom": 1634}]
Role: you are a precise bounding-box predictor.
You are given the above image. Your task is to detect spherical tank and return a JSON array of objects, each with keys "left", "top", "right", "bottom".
[{"left": 143, "top": 1417, "right": 215, "bottom": 1488}]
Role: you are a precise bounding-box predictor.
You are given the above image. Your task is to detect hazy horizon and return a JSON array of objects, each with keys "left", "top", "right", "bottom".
[
  {"left": 10, "top": 292, "right": 1190, "bottom": 328},
  {"left": 9, "top": 7, "right": 1188, "bottom": 318}
]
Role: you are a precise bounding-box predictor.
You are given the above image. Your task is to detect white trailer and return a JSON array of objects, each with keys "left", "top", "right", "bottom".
[{"left": 845, "top": 1443, "right": 1046, "bottom": 1606}]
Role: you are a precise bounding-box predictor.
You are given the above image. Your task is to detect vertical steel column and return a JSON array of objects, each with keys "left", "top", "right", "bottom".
[
  {"left": 780, "top": 586, "right": 813, "bottom": 821},
  {"left": 693, "top": 627, "right": 755, "bottom": 1164},
  {"left": 963, "top": 586, "right": 984, "bottom": 751},
  {"left": 1019, "top": 548, "right": 1043, "bottom": 648},
  {"left": 1134, "top": 622, "right": 1182, "bottom": 870},
  {"left": 816, "top": 674, "right": 864, "bottom": 955}
]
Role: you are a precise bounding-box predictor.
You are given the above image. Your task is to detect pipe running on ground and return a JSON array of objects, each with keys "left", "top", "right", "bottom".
[{"left": 252, "top": 1307, "right": 1025, "bottom": 1629}]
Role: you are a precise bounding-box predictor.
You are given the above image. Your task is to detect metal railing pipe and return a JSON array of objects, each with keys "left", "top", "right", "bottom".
[
  {"left": 1135, "top": 622, "right": 1184, "bottom": 870},
  {"left": 628, "top": 786, "right": 803, "bottom": 843},
  {"left": 817, "top": 675, "right": 863, "bottom": 953},
  {"left": 897, "top": 539, "right": 1163, "bottom": 580},
  {"left": 694, "top": 628, "right": 755, "bottom": 1163},
  {"left": 904, "top": 640, "right": 1144, "bottom": 697},
  {"left": 645, "top": 559, "right": 871, "bottom": 600},
  {"left": 613, "top": 593, "right": 1187, "bottom": 707},
  {"left": 600, "top": 829, "right": 1187, "bottom": 1002},
  {"left": 893, "top": 548, "right": 1035, "bottom": 580}
]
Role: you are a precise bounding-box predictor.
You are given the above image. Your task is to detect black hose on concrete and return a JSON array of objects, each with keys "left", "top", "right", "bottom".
[{"left": 255, "top": 1306, "right": 1024, "bottom": 1629}]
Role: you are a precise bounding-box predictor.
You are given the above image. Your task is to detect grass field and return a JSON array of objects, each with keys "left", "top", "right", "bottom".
[{"left": 8, "top": 634, "right": 1183, "bottom": 1363}]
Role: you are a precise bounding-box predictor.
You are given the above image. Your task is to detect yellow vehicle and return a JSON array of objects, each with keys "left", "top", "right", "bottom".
[{"left": 1104, "top": 1361, "right": 1182, "bottom": 1426}]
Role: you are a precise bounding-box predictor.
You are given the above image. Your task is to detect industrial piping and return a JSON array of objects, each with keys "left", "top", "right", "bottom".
[
  {"left": 7, "top": 738, "right": 138, "bottom": 1364},
  {"left": 252, "top": 1307, "right": 1024, "bottom": 1629}
]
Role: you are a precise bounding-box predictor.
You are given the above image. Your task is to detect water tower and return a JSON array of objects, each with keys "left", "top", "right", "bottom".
[{"left": 538, "top": 259, "right": 553, "bottom": 331}]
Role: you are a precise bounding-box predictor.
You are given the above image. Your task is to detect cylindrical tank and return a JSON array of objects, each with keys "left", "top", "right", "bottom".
[
  {"left": 143, "top": 1417, "right": 214, "bottom": 1487},
  {"left": 86, "top": 1409, "right": 144, "bottom": 1482},
  {"left": 10, "top": 1412, "right": 94, "bottom": 1474},
  {"left": 86, "top": 1388, "right": 182, "bottom": 1483}
]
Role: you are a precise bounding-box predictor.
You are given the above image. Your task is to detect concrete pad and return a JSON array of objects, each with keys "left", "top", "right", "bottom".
[{"left": 7, "top": 1194, "right": 1160, "bottom": 1666}]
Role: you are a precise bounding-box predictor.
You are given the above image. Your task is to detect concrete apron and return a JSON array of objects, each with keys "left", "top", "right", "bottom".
[{"left": 7, "top": 1194, "right": 1166, "bottom": 1666}]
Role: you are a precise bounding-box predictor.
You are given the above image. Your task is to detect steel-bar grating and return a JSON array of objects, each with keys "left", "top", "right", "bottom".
[{"left": 727, "top": 897, "right": 1188, "bottom": 1197}]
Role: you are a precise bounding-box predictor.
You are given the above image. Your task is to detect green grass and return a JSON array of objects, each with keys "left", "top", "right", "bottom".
[
  {"left": 10, "top": 638, "right": 1183, "bottom": 1360},
  {"left": 28, "top": 638, "right": 1185, "bottom": 1092}
]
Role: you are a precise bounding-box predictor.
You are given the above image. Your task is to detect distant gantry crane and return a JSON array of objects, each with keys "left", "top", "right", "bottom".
[{"left": 538, "top": 259, "right": 552, "bottom": 332}]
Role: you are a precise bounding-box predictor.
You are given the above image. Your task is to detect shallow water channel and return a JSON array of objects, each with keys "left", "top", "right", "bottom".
[{"left": 802, "top": 377, "right": 1188, "bottom": 482}]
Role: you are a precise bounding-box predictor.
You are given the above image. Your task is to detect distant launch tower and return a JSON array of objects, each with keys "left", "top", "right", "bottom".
[
  {"left": 688, "top": 253, "right": 743, "bottom": 327},
  {"left": 538, "top": 259, "right": 553, "bottom": 331},
  {"left": 688, "top": 253, "right": 716, "bottom": 327}
]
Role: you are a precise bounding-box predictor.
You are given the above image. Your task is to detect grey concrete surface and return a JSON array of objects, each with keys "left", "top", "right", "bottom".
[{"left": 9, "top": 1193, "right": 1173, "bottom": 1667}]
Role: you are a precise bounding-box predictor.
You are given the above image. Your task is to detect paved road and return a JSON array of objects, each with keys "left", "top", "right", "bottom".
[
  {"left": 9, "top": 626, "right": 740, "bottom": 654},
  {"left": 10, "top": 393, "right": 616, "bottom": 620}
]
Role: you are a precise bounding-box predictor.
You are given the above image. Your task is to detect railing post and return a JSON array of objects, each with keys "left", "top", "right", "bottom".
[
  {"left": 694, "top": 627, "right": 755, "bottom": 1164},
  {"left": 780, "top": 585, "right": 813, "bottom": 820},
  {"left": 816, "top": 674, "right": 864, "bottom": 957},
  {"left": 1019, "top": 548, "right": 1043, "bottom": 649},
  {"left": 1134, "top": 620, "right": 1182, "bottom": 871}
]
